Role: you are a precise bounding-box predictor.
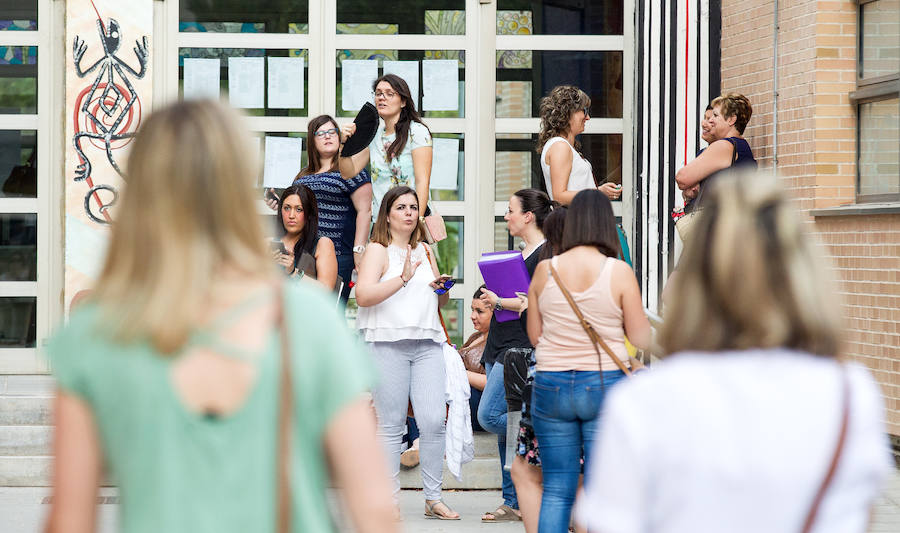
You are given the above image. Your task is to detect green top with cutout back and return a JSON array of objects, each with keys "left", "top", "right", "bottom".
[{"left": 47, "top": 281, "right": 374, "bottom": 533}]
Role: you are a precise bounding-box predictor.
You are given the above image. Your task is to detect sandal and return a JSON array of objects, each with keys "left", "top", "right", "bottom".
[
  {"left": 424, "top": 499, "right": 460, "bottom": 520},
  {"left": 482, "top": 504, "right": 522, "bottom": 522}
]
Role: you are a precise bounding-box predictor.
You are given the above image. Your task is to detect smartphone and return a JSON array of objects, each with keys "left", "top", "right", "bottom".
[
  {"left": 269, "top": 239, "right": 288, "bottom": 255},
  {"left": 433, "top": 275, "right": 455, "bottom": 294},
  {"left": 266, "top": 188, "right": 280, "bottom": 203}
]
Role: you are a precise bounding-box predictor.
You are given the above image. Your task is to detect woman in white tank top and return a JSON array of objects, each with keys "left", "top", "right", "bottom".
[
  {"left": 355, "top": 186, "right": 460, "bottom": 520},
  {"left": 536, "top": 85, "right": 621, "bottom": 205}
]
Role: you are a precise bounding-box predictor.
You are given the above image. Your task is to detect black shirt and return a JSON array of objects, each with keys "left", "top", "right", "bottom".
[{"left": 482, "top": 243, "right": 545, "bottom": 367}]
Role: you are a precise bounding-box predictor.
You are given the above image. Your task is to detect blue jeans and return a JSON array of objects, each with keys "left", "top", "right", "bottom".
[
  {"left": 531, "top": 370, "right": 626, "bottom": 533},
  {"left": 477, "top": 361, "right": 518, "bottom": 509}
]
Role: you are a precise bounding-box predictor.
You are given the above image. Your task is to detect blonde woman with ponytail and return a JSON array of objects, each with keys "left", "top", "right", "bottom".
[{"left": 44, "top": 100, "right": 397, "bottom": 533}]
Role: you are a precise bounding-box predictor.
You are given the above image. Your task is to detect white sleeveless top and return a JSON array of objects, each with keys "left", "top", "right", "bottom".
[
  {"left": 356, "top": 242, "right": 444, "bottom": 343},
  {"left": 540, "top": 136, "right": 595, "bottom": 200}
]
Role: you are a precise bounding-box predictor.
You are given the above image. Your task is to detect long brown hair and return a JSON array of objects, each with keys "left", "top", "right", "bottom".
[
  {"left": 373, "top": 74, "right": 431, "bottom": 159},
  {"left": 278, "top": 184, "right": 319, "bottom": 257},
  {"left": 370, "top": 186, "right": 425, "bottom": 247},
  {"left": 92, "top": 100, "right": 270, "bottom": 354},
  {"left": 297, "top": 114, "right": 339, "bottom": 177}
]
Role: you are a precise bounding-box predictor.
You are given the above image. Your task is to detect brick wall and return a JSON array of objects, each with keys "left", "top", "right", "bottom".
[{"left": 721, "top": 0, "right": 900, "bottom": 436}]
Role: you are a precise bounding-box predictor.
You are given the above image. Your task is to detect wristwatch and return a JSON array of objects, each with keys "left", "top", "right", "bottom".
[
  {"left": 352, "top": 245, "right": 366, "bottom": 254},
  {"left": 494, "top": 299, "right": 503, "bottom": 311}
]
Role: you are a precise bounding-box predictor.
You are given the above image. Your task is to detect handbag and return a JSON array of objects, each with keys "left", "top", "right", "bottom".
[
  {"left": 275, "top": 284, "right": 293, "bottom": 533},
  {"left": 801, "top": 366, "right": 849, "bottom": 533},
  {"left": 422, "top": 206, "right": 447, "bottom": 244},
  {"left": 674, "top": 139, "right": 740, "bottom": 244},
  {"left": 548, "top": 263, "right": 645, "bottom": 376}
]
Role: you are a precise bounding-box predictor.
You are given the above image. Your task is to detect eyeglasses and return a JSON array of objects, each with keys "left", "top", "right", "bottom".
[
  {"left": 434, "top": 278, "right": 455, "bottom": 295},
  {"left": 582, "top": 106, "right": 591, "bottom": 117},
  {"left": 313, "top": 128, "right": 339, "bottom": 138},
  {"left": 374, "top": 90, "right": 397, "bottom": 99}
]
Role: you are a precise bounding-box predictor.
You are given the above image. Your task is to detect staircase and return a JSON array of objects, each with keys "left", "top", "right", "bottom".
[
  {"left": 0, "top": 375, "right": 54, "bottom": 486},
  {"left": 1, "top": 375, "right": 504, "bottom": 489},
  {"left": 399, "top": 431, "right": 502, "bottom": 489}
]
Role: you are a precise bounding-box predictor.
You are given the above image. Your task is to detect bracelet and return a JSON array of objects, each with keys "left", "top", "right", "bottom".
[
  {"left": 494, "top": 299, "right": 503, "bottom": 311},
  {"left": 400, "top": 276, "right": 409, "bottom": 287}
]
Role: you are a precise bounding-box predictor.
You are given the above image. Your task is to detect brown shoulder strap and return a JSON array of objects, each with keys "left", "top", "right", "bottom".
[
  {"left": 422, "top": 244, "right": 452, "bottom": 345},
  {"left": 548, "top": 263, "right": 632, "bottom": 376},
  {"left": 801, "top": 366, "right": 850, "bottom": 533},
  {"left": 276, "top": 284, "right": 292, "bottom": 533}
]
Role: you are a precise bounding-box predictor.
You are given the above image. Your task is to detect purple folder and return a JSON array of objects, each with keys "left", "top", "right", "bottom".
[{"left": 477, "top": 251, "right": 531, "bottom": 323}]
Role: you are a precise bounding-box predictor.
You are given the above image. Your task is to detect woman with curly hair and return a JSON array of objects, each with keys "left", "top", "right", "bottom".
[{"left": 537, "top": 85, "right": 620, "bottom": 205}]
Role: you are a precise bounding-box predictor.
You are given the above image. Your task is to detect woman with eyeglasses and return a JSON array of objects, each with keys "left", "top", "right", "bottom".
[
  {"left": 338, "top": 74, "right": 433, "bottom": 218},
  {"left": 266, "top": 115, "right": 372, "bottom": 303},
  {"left": 537, "top": 85, "right": 620, "bottom": 205}
]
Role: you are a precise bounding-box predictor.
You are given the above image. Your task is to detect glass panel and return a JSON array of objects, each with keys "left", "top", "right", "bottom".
[
  {"left": 178, "top": 48, "right": 309, "bottom": 116},
  {"left": 253, "top": 131, "right": 307, "bottom": 237},
  {"left": 431, "top": 133, "right": 464, "bottom": 201},
  {"left": 0, "top": 213, "right": 36, "bottom": 281},
  {"left": 0, "top": 46, "right": 37, "bottom": 114},
  {"left": 0, "top": 0, "right": 37, "bottom": 30},
  {"left": 179, "top": 0, "right": 308, "bottom": 33},
  {"left": 0, "top": 129, "right": 36, "bottom": 198},
  {"left": 337, "top": 2, "right": 466, "bottom": 34},
  {"left": 497, "top": 1, "right": 622, "bottom": 35},
  {"left": 0, "top": 297, "right": 36, "bottom": 348},
  {"left": 859, "top": 98, "right": 900, "bottom": 197},
  {"left": 495, "top": 217, "right": 524, "bottom": 252},
  {"left": 434, "top": 217, "right": 463, "bottom": 282},
  {"left": 440, "top": 298, "right": 464, "bottom": 347},
  {"left": 497, "top": 51, "right": 622, "bottom": 118},
  {"left": 495, "top": 134, "right": 623, "bottom": 201},
  {"left": 861, "top": 0, "right": 900, "bottom": 79},
  {"left": 496, "top": 133, "right": 541, "bottom": 201},
  {"left": 336, "top": 51, "right": 464, "bottom": 118}
]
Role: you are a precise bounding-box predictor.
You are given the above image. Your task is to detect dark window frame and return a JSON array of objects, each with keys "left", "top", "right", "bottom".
[{"left": 852, "top": 0, "right": 899, "bottom": 203}]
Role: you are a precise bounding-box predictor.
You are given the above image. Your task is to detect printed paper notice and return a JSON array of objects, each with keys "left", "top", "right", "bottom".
[
  {"left": 228, "top": 57, "right": 265, "bottom": 108},
  {"left": 422, "top": 60, "right": 459, "bottom": 111},
  {"left": 263, "top": 136, "right": 303, "bottom": 188},
  {"left": 341, "top": 59, "right": 378, "bottom": 111},
  {"left": 382, "top": 61, "right": 419, "bottom": 104},
  {"left": 183, "top": 58, "right": 220, "bottom": 100},
  {"left": 430, "top": 137, "right": 460, "bottom": 190},
  {"left": 268, "top": 57, "right": 304, "bottom": 109}
]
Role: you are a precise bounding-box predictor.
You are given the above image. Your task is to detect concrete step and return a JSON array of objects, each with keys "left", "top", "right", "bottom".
[
  {"left": 473, "top": 431, "right": 499, "bottom": 457},
  {"left": 0, "top": 397, "right": 52, "bottom": 426},
  {"left": 399, "top": 456, "right": 501, "bottom": 490},
  {"left": 0, "top": 457, "right": 52, "bottom": 487},
  {"left": 0, "top": 426, "right": 51, "bottom": 456}
]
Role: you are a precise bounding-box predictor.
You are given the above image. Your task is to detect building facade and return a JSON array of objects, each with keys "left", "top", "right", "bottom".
[{"left": 0, "top": 0, "right": 897, "bottom": 484}]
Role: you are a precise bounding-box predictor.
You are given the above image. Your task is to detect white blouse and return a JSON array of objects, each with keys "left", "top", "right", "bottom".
[
  {"left": 576, "top": 349, "right": 893, "bottom": 533},
  {"left": 356, "top": 242, "right": 444, "bottom": 343},
  {"left": 540, "top": 136, "right": 595, "bottom": 199}
]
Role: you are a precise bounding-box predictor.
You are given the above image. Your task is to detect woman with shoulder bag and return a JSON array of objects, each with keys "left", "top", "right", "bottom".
[
  {"left": 338, "top": 74, "right": 437, "bottom": 232},
  {"left": 674, "top": 93, "right": 757, "bottom": 243},
  {"left": 526, "top": 189, "right": 651, "bottom": 532},
  {"left": 577, "top": 172, "right": 893, "bottom": 533},
  {"left": 44, "top": 100, "right": 397, "bottom": 533},
  {"left": 354, "top": 185, "right": 459, "bottom": 520}
]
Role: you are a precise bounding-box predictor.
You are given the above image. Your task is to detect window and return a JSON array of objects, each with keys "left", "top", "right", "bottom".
[{"left": 852, "top": 0, "right": 900, "bottom": 202}]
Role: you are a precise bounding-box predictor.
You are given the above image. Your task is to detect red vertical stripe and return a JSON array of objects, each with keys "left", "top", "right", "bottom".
[{"left": 684, "top": 0, "right": 690, "bottom": 165}]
